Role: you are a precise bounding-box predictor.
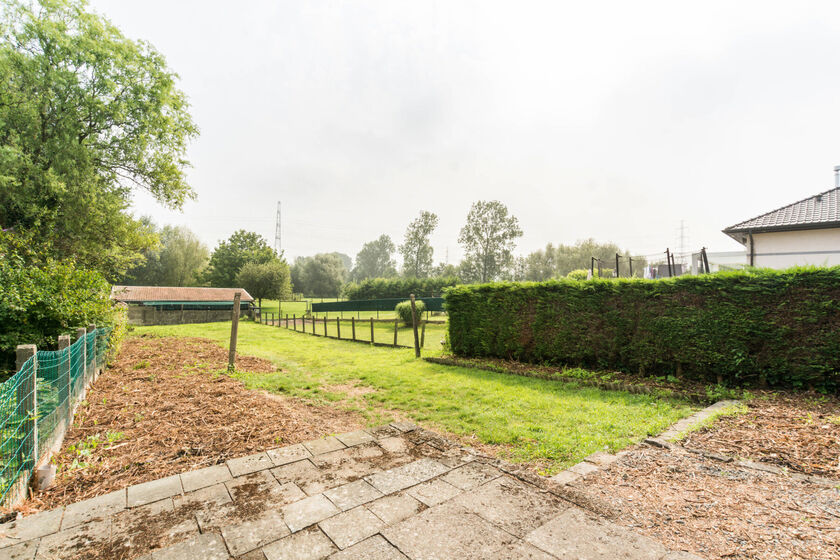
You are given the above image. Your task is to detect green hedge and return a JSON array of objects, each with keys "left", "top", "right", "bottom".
[
  {"left": 342, "top": 276, "right": 459, "bottom": 300},
  {"left": 395, "top": 300, "right": 426, "bottom": 326},
  {"left": 445, "top": 268, "right": 840, "bottom": 391}
]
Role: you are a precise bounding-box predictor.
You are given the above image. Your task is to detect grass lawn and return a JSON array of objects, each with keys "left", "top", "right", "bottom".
[{"left": 132, "top": 321, "right": 696, "bottom": 474}]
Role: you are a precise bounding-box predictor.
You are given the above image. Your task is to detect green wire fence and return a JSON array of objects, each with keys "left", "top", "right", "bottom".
[{"left": 0, "top": 327, "right": 112, "bottom": 507}]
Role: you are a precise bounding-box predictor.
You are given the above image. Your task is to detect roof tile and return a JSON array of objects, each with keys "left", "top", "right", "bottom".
[
  {"left": 724, "top": 187, "right": 840, "bottom": 233},
  {"left": 111, "top": 286, "right": 254, "bottom": 303}
]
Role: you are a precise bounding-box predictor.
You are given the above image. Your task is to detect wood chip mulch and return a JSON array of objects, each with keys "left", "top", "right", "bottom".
[
  {"left": 21, "top": 335, "right": 365, "bottom": 513},
  {"left": 577, "top": 393, "right": 840, "bottom": 560}
]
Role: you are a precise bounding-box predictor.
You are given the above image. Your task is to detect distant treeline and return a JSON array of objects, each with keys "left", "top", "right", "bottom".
[{"left": 341, "top": 276, "right": 460, "bottom": 300}]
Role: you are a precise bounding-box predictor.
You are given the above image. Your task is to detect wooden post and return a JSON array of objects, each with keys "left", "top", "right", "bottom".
[
  {"left": 420, "top": 321, "right": 426, "bottom": 348},
  {"left": 393, "top": 318, "right": 398, "bottom": 347},
  {"left": 410, "top": 294, "right": 421, "bottom": 357},
  {"left": 629, "top": 256, "right": 634, "bottom": 277},
  {"left": 336, "top": 317, "right": 341, "bottom": 339},
  {"left": 76, "top": 327, "right": 87, "bottom": 387},
  {"left": 666, "top": 249, "right": 673, "bottom": 277},
  {"left": 57, "top": 335, "right": 71, "bottom": 418},
  {"left": 87, "top": 324, "right": 97, "bottom": 376},
  {"left": 352, "top": 317, "right": 356, "bottom": 340},
  {"left": 324, "top": 316, "right": 328, "bottom": 337},
  {"left": 370, "top": 317, "right": 375, "bottom": 344},
  {"left": 615, "top": 253, "right": 620, "bottom": 278},
  {"left": 285, "top": 314, "right": 289, "bottom": 328},
  {"left": 228, "top": 292, "right": 241, "bottom": 372},
  {"left": 293, "top": 314, "right": 297, "bottom": 331},
  {"left": 16, "top": 344, "right": 37, "bottom": 469}
]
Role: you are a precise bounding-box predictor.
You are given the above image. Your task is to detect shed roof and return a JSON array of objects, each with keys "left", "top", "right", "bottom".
[
  {"left": 723, "top": 187, "right": 840, "bottom": 240},
  {"left": 111, "top": 286, "right": 254, "bottom": 303}
]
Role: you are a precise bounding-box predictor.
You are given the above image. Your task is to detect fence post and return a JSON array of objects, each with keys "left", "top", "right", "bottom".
[
  {"left": 293, "top": 314, "right": 297, "bottom": 331},
  {"left": 76, "top": 327, "right": 87, "bottom": 386},
  {"left": 352, "top": 317, "right": 356, "bottom": 341},
  {"left": 285, "top": 314, "right": 289, "bottom": 328},
  {"left": 228, "top": 292, "right": 241, "bottom": 372},
  {"left": 420, "top": 322, "right": 426, "bottom": 348},
  {"left": 336, "top": 317, "right": 341, "bottom": 339},
  {"left": 324, "top": 316, "right": 328, "bottom": 337},
  {"left": 16, "top": 344, "right": 37, "bottom": 472},
  {"left": 410, "top": 295, "right": 421, "bottom": 357},
  {"left": 87, "top": 324, "right": 97, "bottom": 377},
  {"left": 370, "top": 317, "right": 375, "bottom": 344},
  {"left": 57, "top": 335, "right": 71, "bottom": 421},
  {"left": 393, "top": 319, "right": 398, "bottom": 347}
]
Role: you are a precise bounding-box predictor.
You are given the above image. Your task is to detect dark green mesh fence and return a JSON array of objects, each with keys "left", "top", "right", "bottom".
[{"left": 0, "top": 327, "right": 112, "bottom": 506}]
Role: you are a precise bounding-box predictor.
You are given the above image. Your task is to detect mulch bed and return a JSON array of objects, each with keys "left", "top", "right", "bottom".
[
  {"left": 577, "top": 392, "right": 840, "bottom": 560},
  {"left": 21, "top": 335, "right": 365, "bottom": 512}
]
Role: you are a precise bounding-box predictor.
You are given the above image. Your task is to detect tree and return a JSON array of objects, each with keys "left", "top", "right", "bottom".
[
  {"left": 0, "top": 0, "right": 198, "bottom": 279},
  {"left": 291, "top": 254, "right": 347, "bottom": 297},
  {"left": 236, "top": 260, "right": 291, "bottom": 308},
  {"left": 458, "top": 201, "right": 523, "bottom": 283},
  {"left": 523, "top": 239, "right": 645, "bottom": 280},
  {"left": 204, "top": 230, "right": 276, "bottom": 288},
  {"left": 399, "top": 211, "right": 438, "bottom": 278},
  {"left": 352, "top": 235, "right": 397, "bottom": 281},
  {"left": 157, "top": 226, "right": 209, "bottom": 286}
]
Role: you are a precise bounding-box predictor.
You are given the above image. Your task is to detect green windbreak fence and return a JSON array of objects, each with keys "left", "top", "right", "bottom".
[
  {"left": 311, "top": 297, "right": 445, "bottom": 313},
  {"left": 0, "top": 327, "right": 111, "bottom": 506}
]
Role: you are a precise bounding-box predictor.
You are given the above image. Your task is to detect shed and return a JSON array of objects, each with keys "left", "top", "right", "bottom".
[{"left": 111, "top": 286, "right": 254, "bottom": 325}]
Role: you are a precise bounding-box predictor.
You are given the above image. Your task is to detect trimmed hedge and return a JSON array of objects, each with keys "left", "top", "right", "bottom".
[{"left": 445, "top": 268, "right": 840, "bottom": 391}]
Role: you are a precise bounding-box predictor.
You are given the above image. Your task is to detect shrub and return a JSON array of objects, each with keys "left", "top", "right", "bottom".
[
  {"left": 395, "top": 300, "right": 426, "bottom": 326},
  {"left": 566, "top": 269, "right": 589, "bottom": 280},
  {"left": 342, "top": 276, "right": 459, "bottom": 300},
  {"left": 445, "top": 268, "right": 840, "bottom": 391}
]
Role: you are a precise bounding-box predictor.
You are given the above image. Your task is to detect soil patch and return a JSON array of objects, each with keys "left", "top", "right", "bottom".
[
  {"left": 578, "top": 445, "right": 840, "bottom": 560},
  {"left": 682, "top": 393, "right": 840, "bottom": 478},
  {"left": 22, "top": 335, "right": 365, "bottom": 512}
]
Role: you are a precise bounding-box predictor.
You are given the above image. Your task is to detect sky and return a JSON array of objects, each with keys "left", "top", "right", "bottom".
[{"left": 91, "top": 0, "right": 840, "bottom": 265}]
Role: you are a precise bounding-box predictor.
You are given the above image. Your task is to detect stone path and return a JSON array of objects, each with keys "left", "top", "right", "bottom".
[{"left": 0, "top": 423, "right": 702, "bottom": 559}]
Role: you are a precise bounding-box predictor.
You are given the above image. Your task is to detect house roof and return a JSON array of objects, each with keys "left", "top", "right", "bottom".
[
  {"left": 111, "top": 286, "right": 254, "bottom": 303},
  {"left": 723, "top": 187, "right": 840, "bottom": 240}
]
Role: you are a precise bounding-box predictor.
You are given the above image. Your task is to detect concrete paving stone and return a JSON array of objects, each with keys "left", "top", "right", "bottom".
[
  {"left": 173, "top": 481, "right": 231, "bottom": 511},
  {"left": 441, "top": 462, "right": 502, "bottom": 491},
  {"left": 236, "top": 550, "right": 268, "bottom": 560},
  {"left": 389, "top": 421, "right": 417, "bottom": 432},
  {"left": 383, "top": 502, "right": 516, "bottom": 559},
  {"left": 226, "top": 469, "right": 284, "bottom": 502},
  {"left": 583, "top": 451, "right": 620, "bottom": 467},
  {"left": 271, "top": 459, "right": 329, "bottom": 495},
  {"left": 282, "top": 494, "right": 340, "bottom": 533},
  {"left": 327, "top": 534, "right": 408, "bottom": 559},
  {"left": 376, "top": 436, "right": 408, "bottom": 454},
  {"left": 0, "top": 508, "right": 63, "bottom": 548},
  {"left": 453, "top": 476, "right": 569, "bottom": 538},
  {"left": 61, "top": 488, "right": 126, "bottom": 530},
  {"left": 267, "top": 444, "right": 311, "bottom": 467},
  {"left": 367, "top": 425, "right": 400, "bottom": 439},
  {"left": 525, "top": 507, "right": 667, "bottom": 559},
  {"left": 303, "top": 436, "right": 345, "bottom": 456},
  {"left": 262, "top": 526, "right": 336, "bottom": 560},
  {"left": 494, "top": 541, "right": 558, "bottom": 559},
  {"left": 318, "top": 506, "right": 383, "bottom": 550},
  {"left": 127, "top": 474, "right": 183, "bottom": 507},
  {"left": 138, "top": 532, "right": 229, "bottom": 560},
  {"left": 228, "top": 452, "right": 274, "bottom": 477},
  {"left": 221, "top": 509, "right": 290, "bottom": 556},
  {"left": 335, "top": 430, "right": 375, "bottom": 447},
  {"left": 548, "top": 470, "right": 582, "bottom": 486},
  {"left": 324, "top": 480, "right": 383, "bottom": 511},
  {"left": 0, "top": 539, "right": 38, "bottom": 560},
  {"left": 406, "top": 478, "right": 462, "bottom": 507},
  {"left": 180, "top": 463, "right": 232, "bottom": 492},
  {"left": 34, "top": 517, "right": 110, "bottom": 560},
  {"left": 366, "top": 493, "right": 424, "bottom": 526},
  {"left": 568, "top": 461, "right": 600, "bottom": 477},
  {"left": 364, "top": 468, "right": 420, "bottom": 495},
  {"left": 110, "top": 497, "right": 199, "bottom": 554},
  {"left": 394, "top": 458, "right": 450, "bottom": 482}
]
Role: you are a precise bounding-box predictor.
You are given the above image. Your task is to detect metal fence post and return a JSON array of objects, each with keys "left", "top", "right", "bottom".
[
  {"left": 87, "top": 324, "right": 97, "bottom": 378},
  {"left": 57, "top": 335, "right": 71, "bottom": 421},
  {"left": 76, "top": 327, "right": 87, "bottom": 392},
  {"left": 15, "top": 345, "right": 37, "bottom": 471}
]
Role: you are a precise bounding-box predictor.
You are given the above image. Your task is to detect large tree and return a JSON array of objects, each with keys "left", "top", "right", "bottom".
[
  {"left": 123, "top": 223, "right": 208, "bottom": 286},
  {"left": 458, "top": 201, "right": 523, "bottom": 283},
  {"left": 291, "top": 253, "right": 347, "bottom": 297},
  {"left": 399, "top": 211, "right": 438, "bottom": 278},
  {"left": 523, "top": 239, "right": 644, "bottom": 280},
  {"left": 204, "top": 230, "right": 276, "bottom": 288},
  {"left": 0, "top": 0, "right": 198, "bottom": 279},
  {"left": 236, "top": 260, "right": 291, "bottom": 308},
  {"left": 352, "top": 234, "right": 397, "bottom": 281}
]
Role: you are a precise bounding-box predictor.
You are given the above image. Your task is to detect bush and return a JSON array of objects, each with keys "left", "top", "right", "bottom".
[
  {"left": 445, "top": 268, "right": 840, "bottom": 391},
  {"left": 395, "top": 300, "right": 426, "bottom": 326},
  {"left": 342, "top": 276, "right": 459, "bottom": 300},
  {"left": 0, "top": 255, "right": 118, "bottom": 372},
  {"left": 566, "top": 269, "right": 589, "bottom": 280}
]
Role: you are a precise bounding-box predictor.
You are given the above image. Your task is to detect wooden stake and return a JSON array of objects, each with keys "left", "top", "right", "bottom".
[
  {"left": 420, "top": 321, "right": 426, "bottom": 348},
  {"left": 336, "top": 317, "right": 341, "bottom": 339},
  {"left": 393, "top": 318, "right": 398, "bottom": 346},
  {"left": 370, "top": 317, "right": 374, "bottom": 344},
  {"left": 324, "top": 316, "right": 328, "bottom": 336},
  {"left": 410, "top": 294, "right": 420, "bottom": 357},
  {"left": 293, "top": 313, "right": 297, "bottom": 331},
  {"left": 228, "top": 292, "right": 241, "bottom": 372},
  {"left": 352, "top": 317, "right": 356, "bottom": 340}
]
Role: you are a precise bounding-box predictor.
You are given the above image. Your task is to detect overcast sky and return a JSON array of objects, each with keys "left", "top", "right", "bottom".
[{"left": 91, "top": 0, "right": 840, "bottom": 264}]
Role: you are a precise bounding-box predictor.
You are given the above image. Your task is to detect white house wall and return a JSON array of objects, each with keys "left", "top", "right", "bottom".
[{"left": 750, "top": 228, "right": 840, "bottom": 268}]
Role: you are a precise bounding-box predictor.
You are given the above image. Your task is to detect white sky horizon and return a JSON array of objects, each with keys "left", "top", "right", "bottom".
[{"left": 91, "top": 0, "right": 840, "bottom": 266}]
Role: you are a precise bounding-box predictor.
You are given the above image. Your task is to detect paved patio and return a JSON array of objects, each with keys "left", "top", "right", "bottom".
[{"left": 0, "top": 423, "right": 702, "bottom": 559}]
